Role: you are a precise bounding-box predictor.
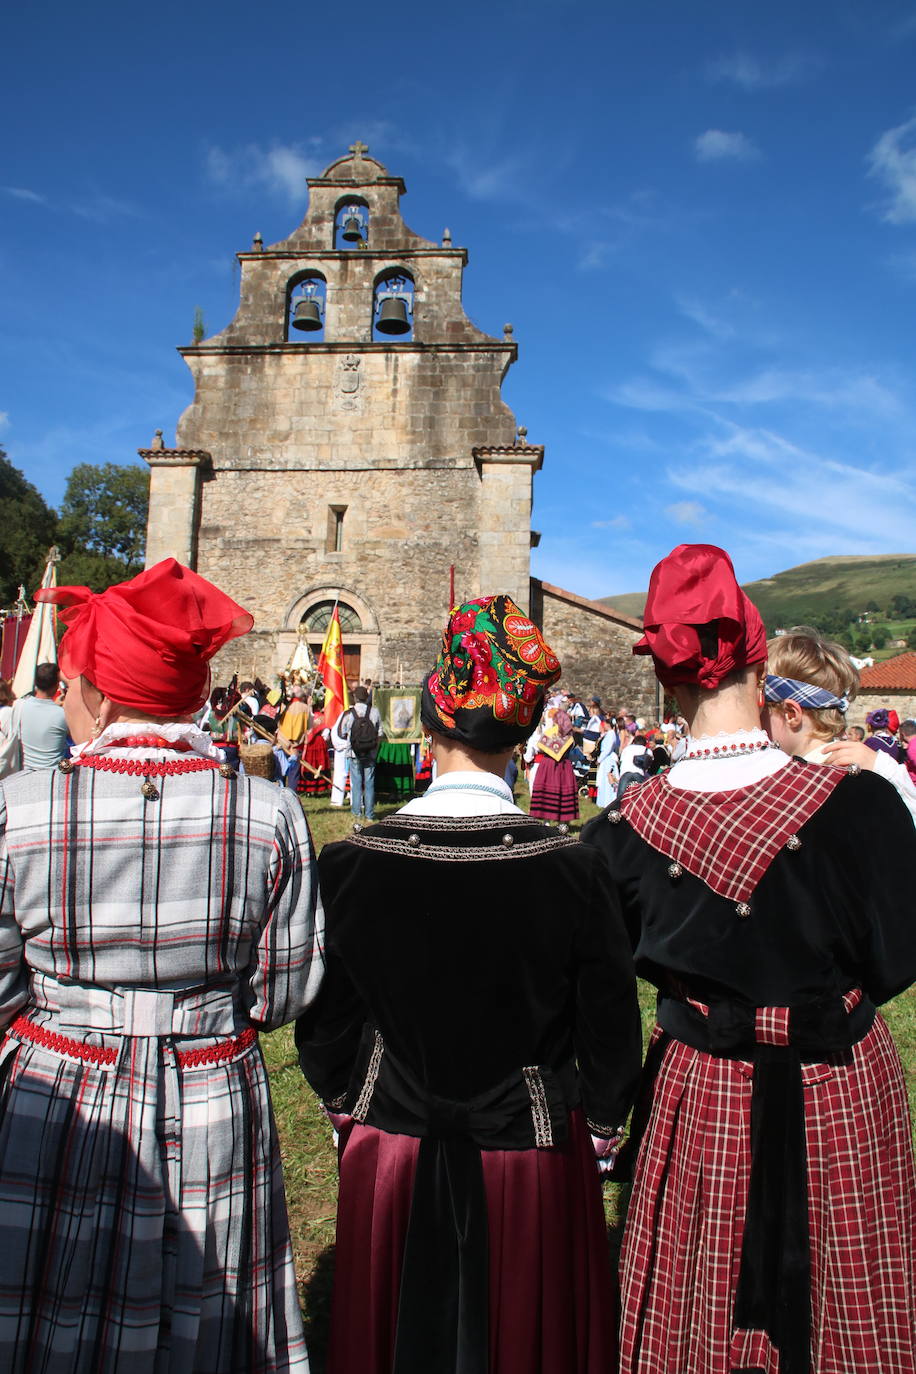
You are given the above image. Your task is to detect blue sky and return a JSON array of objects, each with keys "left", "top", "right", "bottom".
[{"left": 4, "top": 0, "right": 916, "bottom": 599}]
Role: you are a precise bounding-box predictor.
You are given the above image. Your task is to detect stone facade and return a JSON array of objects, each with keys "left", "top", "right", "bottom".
[
  {"left": 532, "top": 581, "right": 658, "bottom": 718},
  {"left": 141, "top": 144, "right": 643, "bottom": 695}
]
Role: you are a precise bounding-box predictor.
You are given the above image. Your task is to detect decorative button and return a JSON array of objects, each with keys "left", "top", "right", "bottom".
[
  {"left": 608, "top": 810, "right": 623, "bottom": 824},
  {"left": 735, "top": 901, "right": 752, "bottom": 919},
  {"left": 58, "top": 758, "right": 74, "bottom": 773},
  {"left": 846, "top": 763, "right": 861, "bottom": 776},
  {"left": 218, "top": 763, "right": 235, "bottom": 779},
  {"left": 141, "top": 778, "right": 160, "bottom": 801},
  {"left": 557, "top": 823, "right": 569, "bottom": 835},
  {"left": 667, "top": 861, "right": 683, "bottom": 879},
  {"left": 408, "top": 833, "right": 421, "bottom": 847},
  {"left": 501, "top": 833, "right": 514, "bottom": 847},
  {"left": 786, "top": 835, "right": 801, "bottom": 851},
  {"left": 352, "top": 823, "right": 363, "bottom": 834}
]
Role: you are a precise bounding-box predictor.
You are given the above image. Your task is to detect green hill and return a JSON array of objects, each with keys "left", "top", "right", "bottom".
[{"left": 601, "top": 554, "right": 916, "bottom": 630}]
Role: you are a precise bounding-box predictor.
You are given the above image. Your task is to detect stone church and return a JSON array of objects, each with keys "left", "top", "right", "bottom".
[{"left": 141, "top": 144, "right": 655, "bottom": 715}]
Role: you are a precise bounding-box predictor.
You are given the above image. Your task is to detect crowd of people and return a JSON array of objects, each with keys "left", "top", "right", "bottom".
[{"left": 0, "top": 547, "right": 913, "bottom": 1373}]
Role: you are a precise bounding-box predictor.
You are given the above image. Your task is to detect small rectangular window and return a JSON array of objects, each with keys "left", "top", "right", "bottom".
[{"left": 326, "top": 505, "right": 347, "bottom": 553}]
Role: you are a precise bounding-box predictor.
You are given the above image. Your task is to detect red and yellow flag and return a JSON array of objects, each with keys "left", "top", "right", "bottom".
[{"left": 318, "top": 604, "right": 349, "bottom": 729}]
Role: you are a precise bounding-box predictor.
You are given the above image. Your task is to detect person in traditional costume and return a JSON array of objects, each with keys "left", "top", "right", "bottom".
[
  {"left": 0, "top": 558, "right": 324, "bottom": 1374},
  {"left": 581, "top": 543, "right": 916, "bottom": 1374},
  {"left": 297, "top": 705, "right": 332, "bottom": 798},
  {"left": 296, "top": 595, "right": 642, "bottom": 1374},
  {"left": 528, "top": 706, "right": 580, "bottom": 823}
]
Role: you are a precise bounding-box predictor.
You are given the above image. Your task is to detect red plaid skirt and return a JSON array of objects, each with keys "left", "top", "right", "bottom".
[
  {"left": 619, "top": 1014, "right": 916, "bottom": 1373},
  {"left": 328, "top": 1108, "right": 615, "bottom": 1374}
]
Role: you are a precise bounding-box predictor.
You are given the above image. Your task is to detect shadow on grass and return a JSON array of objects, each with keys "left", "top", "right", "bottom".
[{"left": 302, "top": 1244, "right": 335, "bottom": 1374}]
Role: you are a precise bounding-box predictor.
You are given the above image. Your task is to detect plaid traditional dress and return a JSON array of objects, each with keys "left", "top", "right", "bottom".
[
  {"left": 583, "top": 759, "right": 916, "bottom": 1374},
  {"left": 0, "top": 760, "right": 324, "bottom": 1373}
]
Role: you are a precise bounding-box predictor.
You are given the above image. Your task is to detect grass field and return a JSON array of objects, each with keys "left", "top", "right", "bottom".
[{"left": 273, "top": 792, "right": 916, "bottom": 1371}]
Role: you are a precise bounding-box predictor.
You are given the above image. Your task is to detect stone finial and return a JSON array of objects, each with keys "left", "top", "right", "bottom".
[
  {"left": 516, "top": 425, "right": 528, "bottom": 445},
  {"left": 252, "top": 231, "right": 263, "bottom": 251},
  {"left": 151, "top": 429, "right": 165, "bottom": 451},
  {"left": 503, "top": 323, "right": 514, "bottom": 338},
  {"left": 349, "top": 140, "right": 369, "bottom": 160},
  {"left": 442, "top": 227, "right": 452, "bottom": 246}
]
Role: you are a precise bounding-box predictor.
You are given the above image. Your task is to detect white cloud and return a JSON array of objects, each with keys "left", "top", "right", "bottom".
[
  {"left": 694, "top": 130, "right": 761, "bottom": 163},
  {"left": 675, "top": 294, "right": 736, "bottom": 340},
  {"left": 445, "top": 145, "right": 526, "bottom": 201},
  {"left": 205, "top": 142, "right": 322, "bottom": 203},
  {"left": 592, "top": 515, "right": 631, "bottom": 530},
  {"left": 665, "top": 500, "right": 708, "bottom": 527},
  {"left": 868, "top": 115, "right": 916, "bottom": 224},
  {"left": 667, "top": 421, "right": 916, "bottom": 550},
  {"left": 0, "top": 411, "right": 9, "bottom": 432},
  {"left": 706, "top": 52, "right": 818, "bottom": 91},
  {"left": 3, "top": 186, "right": 48, "bottom": 205}
]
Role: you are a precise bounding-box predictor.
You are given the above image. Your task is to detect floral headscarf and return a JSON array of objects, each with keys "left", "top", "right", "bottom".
[{"left": 421, "top": 595, "right": 561, "bottom": 751}]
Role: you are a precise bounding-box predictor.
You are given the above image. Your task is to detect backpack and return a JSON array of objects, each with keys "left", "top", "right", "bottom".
[{"left": 347, "top": 708, "right": 379, "bottom": 759}]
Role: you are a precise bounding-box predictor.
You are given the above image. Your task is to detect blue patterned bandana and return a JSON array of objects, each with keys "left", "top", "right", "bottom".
[{"left": 764, "top": 674, "right": 848, "bottom": 713}]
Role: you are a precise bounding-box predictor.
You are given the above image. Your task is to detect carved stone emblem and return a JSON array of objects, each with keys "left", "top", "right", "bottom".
[{"left": 335, "top": 354, "right": 363, "bottom": 412}]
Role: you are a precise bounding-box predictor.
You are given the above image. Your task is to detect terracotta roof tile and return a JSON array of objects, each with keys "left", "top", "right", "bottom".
[{"left": 858, "top": 652, "right": 916, "bottom": 690}]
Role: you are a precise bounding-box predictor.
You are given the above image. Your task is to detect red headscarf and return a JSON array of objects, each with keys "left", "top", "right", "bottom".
[
  {"left": 36, "top": 559, "right": 253, "bottom": 715},
  {"left": 633, "top": 544, "right": 767, "bottom": 690}
]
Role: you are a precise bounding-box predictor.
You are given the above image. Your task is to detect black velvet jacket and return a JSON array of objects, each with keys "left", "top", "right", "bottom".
[
  {"left": 581, "top": 768, "right": 916, "bottom": 1008},
  {"left": 296, "top": 813, "right": 642, "bottom": 1137}
]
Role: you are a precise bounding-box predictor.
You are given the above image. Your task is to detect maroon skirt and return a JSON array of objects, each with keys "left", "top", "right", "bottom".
[
  {"left": 619, "top": 1015, "right": 916, "bottom": 1373},
  {"left": 328, "top": 1108, "right": 616, "bottom": 1374},
  {"left": 529, "top": 755, "right": 579, "bottom": 823}
]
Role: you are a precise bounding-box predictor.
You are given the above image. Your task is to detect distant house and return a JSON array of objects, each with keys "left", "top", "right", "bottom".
[{"left": 853, "top": 652, "right": 916, "bottom": 727}]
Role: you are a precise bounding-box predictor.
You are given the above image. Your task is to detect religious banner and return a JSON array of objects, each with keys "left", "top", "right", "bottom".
[
  {"left": 1, "top": 613, "right": 32, "bottom": 682},
  {"left": 317, "top": 604, "right": 349, "bottom": 729},
  {"left": 375, "top": 686, "right": 423, "bottom": 743}
]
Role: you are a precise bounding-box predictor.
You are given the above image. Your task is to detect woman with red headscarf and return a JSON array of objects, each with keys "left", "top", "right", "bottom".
[
  {"left": 583, "top": 544, "right": 916, "bottom": 1374},
  {"left": 0, "top": 559, "right": 324, "bottom": 1373}
]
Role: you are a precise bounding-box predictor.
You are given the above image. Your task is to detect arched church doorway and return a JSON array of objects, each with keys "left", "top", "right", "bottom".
[
  {"left": 300, "top": 599, "right": 363, "bottom": 681},
  {"left": 279, "top": 586, "right": 382, "bottom": 686}
]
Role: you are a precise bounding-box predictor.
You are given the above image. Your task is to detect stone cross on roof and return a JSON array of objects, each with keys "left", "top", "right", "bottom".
[{"left": 349, "top": 141, "right": 369, "bottom": 159}]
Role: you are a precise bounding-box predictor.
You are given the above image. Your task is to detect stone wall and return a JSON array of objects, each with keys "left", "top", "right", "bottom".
[
  {"left": 533, "top": 580, "right": 657, "bottom": 718},
  {"left": 850, "top": 691, "right": 916, "bottom": 729}
]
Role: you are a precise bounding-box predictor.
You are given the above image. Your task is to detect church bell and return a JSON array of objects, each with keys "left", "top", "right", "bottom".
[
  {"left": 341, "top": 214, "right": 364, "bottom": 243},
  {"left": 375, "top": 297, "right": 411, "bottom": 335},
  {"left": 291, "top": 297, "right": 323, "bottom": 331}
]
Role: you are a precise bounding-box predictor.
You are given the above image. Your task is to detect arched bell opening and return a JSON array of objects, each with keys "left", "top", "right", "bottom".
[
  {"left": 372, "top": 268, "right": 414, "bottom": 341},
  {"left": 286, "top": 272, "right": 327, "bottom": 341},
  {"left": 334, "top": 197, "right": 369, "bottom": 250}
]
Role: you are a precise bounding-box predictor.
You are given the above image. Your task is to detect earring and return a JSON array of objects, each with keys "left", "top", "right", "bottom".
[{"left": 756, "top": 677, "right": 766, "bottom": 710}]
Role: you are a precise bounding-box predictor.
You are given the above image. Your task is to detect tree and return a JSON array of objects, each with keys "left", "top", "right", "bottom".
[
  {"left": 0, "top": 446, "right": 58, "bottom": 604},
  {"left": 871, "top": 625, "right": 890, "bottom": 650},
  {"left": 906, "top": 627, "right": 916, "bottom": 651},
  {"left": 56, "top": 463, "right": 149, "bottom": 589}
]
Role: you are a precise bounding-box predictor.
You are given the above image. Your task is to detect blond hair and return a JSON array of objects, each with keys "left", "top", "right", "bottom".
[{"left": 766, "top": 626, "right": 859, "bottom": 742}]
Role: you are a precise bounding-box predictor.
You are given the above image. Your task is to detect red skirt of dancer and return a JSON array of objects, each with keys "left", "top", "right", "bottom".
[
  {"left": 619, "top": 1014, "right": 916, "bottom": 1373},
  {"left": 327, "top": 1108, "right": 616, "bottom": 1374},
  {"left": 298, "top": 730, "right": 330, "bottom": 796},
  {"left": 529, "top": 753, "right": 579, "bottom": 823}
]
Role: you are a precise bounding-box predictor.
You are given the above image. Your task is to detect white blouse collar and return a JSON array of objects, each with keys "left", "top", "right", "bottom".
[{"left": 73, "top": 720, "right": 220, "bottom": 762}]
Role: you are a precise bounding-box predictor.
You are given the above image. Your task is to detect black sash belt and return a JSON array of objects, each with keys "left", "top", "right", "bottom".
[
  {"left": 344, "top": 1034, "right": 578, "bottom": 1374},
  {"left": 655, "top": 992, "right": 875, "bottom": 1374}
]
